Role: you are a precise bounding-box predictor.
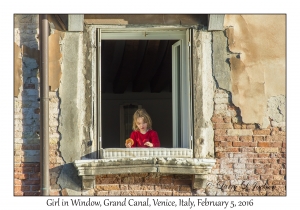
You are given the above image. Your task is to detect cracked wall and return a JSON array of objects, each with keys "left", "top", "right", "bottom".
[{"left": 223, "top": 15, "right": 286, "bottom": 126}]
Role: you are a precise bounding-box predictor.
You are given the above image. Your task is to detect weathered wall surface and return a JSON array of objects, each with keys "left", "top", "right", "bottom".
[
  {"left": 223, "top": 15, "right": 286, "bottom": 126},
  {"left": 14, "top": 15, "right": 65, "bottom": 196},
  {"left": 14, "top": 14, "right": 286, "bottom": 196},
  {"left": 193, "top": 30, "right": 215, "bottom": 159},
  {"left": 14, "top": 15, "right": 41, "bottom": 196},
  {"left": 61, "top": 173, "right": 196, "bottom": 196},
  {"left": 208, "top": 15, "right": 286, "bottom": 196},
  {"left": 207, "top": 89, "right": 286, "bottom": 195}
]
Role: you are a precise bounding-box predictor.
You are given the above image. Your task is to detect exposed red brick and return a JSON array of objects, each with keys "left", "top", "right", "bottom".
[
  {"left": 233, "top": 123, "right": 242, "bottom": 129},
  {"left": 214, "top": 129, "right": 227, "bottom": 136},
  {"left": 215, "top": 141, "right": 232, "bottom": 147},
  {"left": 280, "top": 169, "right": 286, "bottom": 175},
  {"left": 173, "top": 179, "right": 192, "bottom": 185},
  {"left": 144, "top": 177, "right": 160, "bottom": 185},
  {"left": 14, "top": 156, "right": 21, "bottom": 163},
  {"left": 96, "top": 177, "right": 120, "bottom": 184},
  {"left": 22, "top": 180, "right": 40, "bottom": 185},
  {"left": 268, "top": 180, "right": 286, "bottom": 185},
  {"left": 50, "top": 190, "right": 60, "bottom": 196},
  {"left": 14, "top": 179, "right": 22, "bottom": 185},
  {"left": 211, "top": 116, "right": 224, "bottom": 123},
  {"left": 14, "top": 167, "right": 33, "bottom": 173},
  {"left": 255, "top": 168, "right": 265, "bottom": 174},
  {"left": 20, "top": 163, "right": 39, "bottom": 167},
  {"left": 15, "top": 185, "right": 30, "bottom": 191},
  {"left": 215, "top": 147, "right": 239, "bottom": 152},
  {"left": 257, "top": 142, "right": 270, "bottom": 147},
  {"left": 31, "top": 185, "right": 40, "bottom": 191},
  {"left": 239, "top": 136, "right": 253, "bottom": 142},
  {"left": 270, "top": 142, "right": 282, "bottom": 147},
  {"left": 95, "top": 184, "right": 120, "bottom": 191},
  {"left": 179, "top": 185, "right": 192, "bottom": 192},
  {"left": 224, "top": 136, "right": 239, "bottom": 141},
  {"left": 213, "top": 123, "right": 233, "bottom": 129},
  {"left": 214, "top": 136, "right": 225, "bottom": 141},
  {"left": 245, "top": 153, "right": 258, "bottom": 158},
  {"left": 253, "top": 129, "right": 271, "bottom": 135},
  {"left": 246, "top": 124, "right": 256, "bottom": 129},
  {"left": 241, "top": 124, "right": 247, "bottom": 129},
  {"left": 258, "top": 153, "right": 270, "bottom": 158},
  {"left": 278, "top": 131, "right": 286, "bottom": 136},
  {"left": 240, "top": 147, "right": 255, "bottom": 152},
  {"left": 14, "top": 191, "right": 24, "bottom": 196},
  {"left": 247, "top": 174, "right": 260, "bottom": 180},
  {"left": 253, "top": 159, "right": 270, "bottom": 164},
  {"left": 253, "top": 136, "right": 265, "bottom": 142},
  {"left": 160, "top": 178, "right": 173, "bottom": 185},
  {"left": 215, "top": 152, "right": 227, "bottom": 158},
  {"left": 223, "top": 117, "right": 231, "bottom": 123},
  {"left": 278, "top": 158, "right": 286, "bottom": 164},
  {"left": 260, "top": 175, "right": 273, "bottom": 180},
  {"left": 232, "top": 141, "right": 245, "bottom": 147},
  {"left": 14, "top": 173, "right": 29, "bottom": 179}
]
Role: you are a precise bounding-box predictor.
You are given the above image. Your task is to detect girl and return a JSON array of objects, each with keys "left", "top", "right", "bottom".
[{"left": 125, "top": 109, "right": 160, "bottom": 148}]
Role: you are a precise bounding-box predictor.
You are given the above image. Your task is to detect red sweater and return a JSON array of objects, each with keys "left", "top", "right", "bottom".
[{"left": 129, "top": 130, "right": 160, "bottom": 148}]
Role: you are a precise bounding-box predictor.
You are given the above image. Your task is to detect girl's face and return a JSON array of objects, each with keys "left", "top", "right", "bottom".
[{"left": 136, "top": 117, "right": 148, "bottom": 133}]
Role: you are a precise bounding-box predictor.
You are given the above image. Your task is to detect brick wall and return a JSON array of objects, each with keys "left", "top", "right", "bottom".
[
  {"left": 14, "top": 14, "right": 64, "bottom": 196},
  {"left": 80, "top": 173, "right": 195, "bottom": 196},
  {"left": 207, "top": 89, "right": 286, "bottom": 195}
]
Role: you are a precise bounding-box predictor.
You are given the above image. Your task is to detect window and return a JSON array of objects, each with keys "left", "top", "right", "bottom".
[{"left": 97, "top": 28, "right": 193, "bottom": 152}]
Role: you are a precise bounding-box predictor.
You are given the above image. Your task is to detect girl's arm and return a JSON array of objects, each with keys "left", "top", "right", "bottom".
[{"left": 150, "top": 131, "right": 160, "bottom": 147}]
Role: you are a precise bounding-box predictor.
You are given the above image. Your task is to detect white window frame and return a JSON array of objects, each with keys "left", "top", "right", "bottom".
[{"left": 97, "top": 28, "right": 193, "bottom": 151}]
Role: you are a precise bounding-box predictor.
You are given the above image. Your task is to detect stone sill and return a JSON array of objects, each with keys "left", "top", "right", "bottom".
[
  {"left": 74, "top": 157, "right": 216, "bottom": 176},
  {"left": 73, "top": 157, "right": 216, "bottom": 190}
]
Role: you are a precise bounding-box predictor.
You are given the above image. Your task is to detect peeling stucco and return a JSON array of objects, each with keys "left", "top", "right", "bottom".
[
  {"left": 261, "top": 95, "right": 286, "bottom": 129},
  {"left": 14, "top": 43, "right": 22, "bottom": 97},
  {"left": 224, "top": 15, "right": 286, "bottom": 125},
  {"left": 49, "top": 30, "right": 64, "bottom": 91},
  {"left": 193, "top": 30, "right": 215, "bottom": 158}
]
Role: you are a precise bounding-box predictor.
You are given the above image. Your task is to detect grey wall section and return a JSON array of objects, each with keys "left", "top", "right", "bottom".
[
  {"left": 212, "top": 31, "right": 231, "bottom": 91},
  {"left": 57, "top": 27, "right": 95, "bottom": 192},
  {"left": 58, "top": 32, "right": 82, "bottom": 163},
  {"left": 57, "top": 33, "right": 84, "bottom": 191},
  {"left": 193, "top": 30, "right": 215, "bottom": 158}
]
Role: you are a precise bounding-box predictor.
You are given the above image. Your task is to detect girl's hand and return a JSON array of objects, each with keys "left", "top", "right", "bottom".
[
  {"left": 144, "top": 142, "right": 153, "bottom": 147},
  {"left": 125, "top": 143, "right": 132, "bottom": 148}
]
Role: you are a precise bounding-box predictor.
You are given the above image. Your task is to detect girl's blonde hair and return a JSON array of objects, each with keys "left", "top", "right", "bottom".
[{"left": 132, "top": 109, "right": 152, "bottom": 131}]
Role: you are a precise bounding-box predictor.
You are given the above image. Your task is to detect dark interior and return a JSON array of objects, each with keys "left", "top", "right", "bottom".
[
  {"left": 101, "top": 40, "right": 177, "bottom": 93},
  {"left": 101, "top": 40, "right": 177, "bottom": 148}
]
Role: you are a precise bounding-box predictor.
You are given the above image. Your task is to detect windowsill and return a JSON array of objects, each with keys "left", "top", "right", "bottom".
[
  {"left": 74, "top": 157, "right": 216, "bottom": 176},
  {"left": 100, "top": 148, "right": 193, "bottom": 159},
  {"left": 73, "top": 156, "right": 216, "bottom": 190}
]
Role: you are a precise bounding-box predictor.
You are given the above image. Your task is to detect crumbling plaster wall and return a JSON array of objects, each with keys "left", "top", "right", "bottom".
[
  {"left": 223, "top": 15, "right": 286, "bottom": 127},
  {"left": 56, "top": 24, "right": 96, "bottom": 193},
  {"left": 193, "top": 30, "right": 215, "bottom": 159}
]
